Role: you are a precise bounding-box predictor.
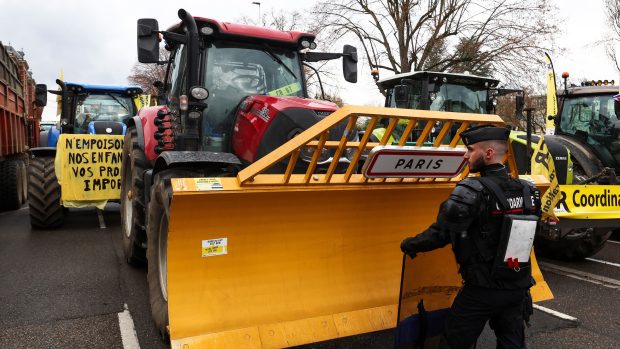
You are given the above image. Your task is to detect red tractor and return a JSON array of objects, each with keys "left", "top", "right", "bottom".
[{"left": 121, "top": 9, "right": 357, "bottom": 336}]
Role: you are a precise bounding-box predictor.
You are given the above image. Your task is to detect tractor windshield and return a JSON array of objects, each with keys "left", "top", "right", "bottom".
[
  {"left": 429, "top": 83, "right": 488, "bottom": 114},
  {"left": 74, "top": 94, "right": 134, "bottom": 134},
  {"left": 384, "top": 80, "right": 489, "bottom": 145},
  {"left": 559, "top": 94, "right": 620, "bottom": 165},
  {"left": 560, "top": 94, "right": 617, "bottom": 136},
  {"left": 202, "top": 41, "right": 304, "bottom": 149},
  {"left": 386, "top": 82, "right": 488, "bottom": 113}
]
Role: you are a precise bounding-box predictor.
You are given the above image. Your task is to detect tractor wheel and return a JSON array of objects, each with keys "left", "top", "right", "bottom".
[
  {"left": 121, "top": 127, "right": 148, "bottom": 265},
  {"left": 146, "top": 173, "right": 173, "bottom": 341},
  {"left": 146, "top": 169, "right": 197, "bottom": 341},
  {"left": 28, "top": 156, "right": 63, "bottom": 228},
  {"left": 0, "top": 159, "right": 24, "bottom": 211},
  {"left": 536, "top": 228, "right": 612, "bottom": 260}
]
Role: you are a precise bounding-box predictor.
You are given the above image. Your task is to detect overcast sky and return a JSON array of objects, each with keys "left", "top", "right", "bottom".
[{"left": 0, "top": 0, "right": 615, "bottom": 121}]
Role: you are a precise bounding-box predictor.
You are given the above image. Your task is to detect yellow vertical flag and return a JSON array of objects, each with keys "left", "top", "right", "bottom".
[
  {"left": 56, "top": 68, "right": 64, "bottom": 117},
  {"left": 531, "top": 135, "right": 561, "bottom": 220},
  {"left": 544, "top": 53, "right": 558, "bottom": 135}
]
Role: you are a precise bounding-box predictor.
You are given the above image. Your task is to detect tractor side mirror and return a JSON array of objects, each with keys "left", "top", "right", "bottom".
[
  {"left": 394, "top": 84, "right": 410, "bottom": 109},
  {"left": 342, "top": 45, "right": 358, "bottom": 83},
  {"left": 137, "top": 18, "right": 160, "bottom": 63},
  {"left": 35, "top": 84, "right": 47, "bottom": 107}
]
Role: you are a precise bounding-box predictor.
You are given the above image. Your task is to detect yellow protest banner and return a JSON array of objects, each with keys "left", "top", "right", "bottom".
[
  {"left": 55, "top": 134, "right": 124, "bottom": 202},
  {"left": 552, "top": 184, "right": 620, "bottom": 219},
  {"left": 531, "top": 135, "right": 561, "bottom": 220}
]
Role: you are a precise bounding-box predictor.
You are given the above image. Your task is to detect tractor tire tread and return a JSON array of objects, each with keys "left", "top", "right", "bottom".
[{"left": 27, "top": 157, "right": 63, "bottom": 228}]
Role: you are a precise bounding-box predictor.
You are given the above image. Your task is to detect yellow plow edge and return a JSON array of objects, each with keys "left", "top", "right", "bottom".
[{"left": 164, "top": 105, "right": 553, "bottom": 348}]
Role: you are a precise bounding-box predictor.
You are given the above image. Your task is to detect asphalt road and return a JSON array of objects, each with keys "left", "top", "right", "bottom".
[{"left": 0, "top": 205, "right": 619, "bottom": 348}]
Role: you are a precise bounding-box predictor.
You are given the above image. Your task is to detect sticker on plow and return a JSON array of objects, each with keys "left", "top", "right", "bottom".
[
  {"left": 195, "top": 178, "right": 224, "bottom": 191},
  {"left": 363, "top": 146, "right": 467, "bottom": 178},
  {"left": 202, "top": 238, "right": 228, "bottom": 257}
]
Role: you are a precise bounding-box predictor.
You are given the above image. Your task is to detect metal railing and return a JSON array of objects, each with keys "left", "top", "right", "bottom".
[{"left": 237, "top": 105, "right": 512, "bottom": 186}]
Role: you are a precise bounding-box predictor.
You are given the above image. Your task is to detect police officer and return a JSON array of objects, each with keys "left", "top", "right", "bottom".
[{"left": 400, "top": 125, "right": 541, "bottom": 349}]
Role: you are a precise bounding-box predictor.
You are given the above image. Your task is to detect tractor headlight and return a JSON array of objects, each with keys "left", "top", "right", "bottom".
[{"left": 190, "top": 86, "right": 209, "bottom": 100}]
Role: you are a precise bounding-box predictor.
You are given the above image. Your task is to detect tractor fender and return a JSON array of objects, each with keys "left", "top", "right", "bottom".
[
  {"left": 136, "top": 105, "right": 168, "bottom": 162},
  {"left": 126, "top": 116, "right": 145, "bottom": 151},
  {"left": 152, "top": 151, "right": 241, "bottom": 178},
  {"left": 548, "top": 135, "right": 603, "bottom": 177},
  {"left": 30, "top": 147, "right": 57, "bottom": 158},
  {"left": 47, "top": 126, "right": 61, "bottom": 147},
  {"left": 539, "top": 136, "right": 571, "bottom": 184}
]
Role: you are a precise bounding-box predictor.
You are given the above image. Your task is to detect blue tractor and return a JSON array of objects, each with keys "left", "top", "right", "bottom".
[{"left": 29, "top": 80, "right": 143, "bottom": 228}]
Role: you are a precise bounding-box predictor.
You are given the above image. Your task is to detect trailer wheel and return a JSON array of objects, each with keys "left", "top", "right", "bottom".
[
  {"left": 27, "top": 156, "right": 63, "bottom": 228},
  {"left": 0, "top": 159, "right": 24, "bottom": 211},
  {"left": 121, "top": 127, "right": 147, "bottom": 265},
  {"left": 536, "top": 228, "right": 611, "bottom": 260},
  {"left": 146, "top": 174, "right": 172, "bottom": 341}
]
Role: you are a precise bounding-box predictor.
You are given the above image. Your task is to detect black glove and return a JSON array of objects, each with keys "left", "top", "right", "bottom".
[{"left": 400, "top": 237, "right": 418, "bottom": 258}]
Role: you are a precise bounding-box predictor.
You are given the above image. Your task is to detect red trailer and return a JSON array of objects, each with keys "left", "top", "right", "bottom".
[{"left": 0, "top": 41, "right": 45, "bottom": 211}]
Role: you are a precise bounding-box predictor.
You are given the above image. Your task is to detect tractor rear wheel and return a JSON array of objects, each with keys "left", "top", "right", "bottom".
[
  {"left": 0, "top": 159, "right": 24, "bottom": 211},
  {"left": 121, "top": 127, "right": 148, "bottom": 265},
  {"left": 536, "top": 228, "right": 612, "bottom": 260},
  {"left": 28, "top": 156, "right": 63, "bottom": 228}
]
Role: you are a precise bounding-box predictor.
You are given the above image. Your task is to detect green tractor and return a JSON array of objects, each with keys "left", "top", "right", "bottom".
[{"left": 375, "top": 70, "right": 614, "bottom": 260}]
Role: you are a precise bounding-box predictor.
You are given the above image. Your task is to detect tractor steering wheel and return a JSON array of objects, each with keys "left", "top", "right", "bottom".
[
  {"left": 590, "top": 118, "right": 608, "bottom": 133},
  {"left": 232, "top": 75, "right": 262, "bottom": 90}
]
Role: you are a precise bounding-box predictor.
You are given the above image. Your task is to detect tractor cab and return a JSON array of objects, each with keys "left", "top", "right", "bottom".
[
  {"left": 553, "top": 81, "right": 620, "bottom": 174},
  {"left": 374, "top": 71, "right": 501, "bottom": 144},
  {"left": 380, "top": 71, "right": 499, "bottom": 113},
  {"left": 136, "top": 12, "right": 357, "bottom": 170},
  {"left": 47, "top": 81, "right": 143, "bottom": 146}
]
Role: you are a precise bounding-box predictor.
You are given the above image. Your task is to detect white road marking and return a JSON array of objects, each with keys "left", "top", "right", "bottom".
[
  {"left": 607, "top": 239, "right": 620, "bottom": 245},
  {"left": 585, "top": 258, "right": 620, "bottom": 268},
  {"left": 118, "top": 303, "right": 141, "bottom": 349},
  {"left": 97, "top": 209, "right": 106, "bottom": 229},
  {"left": 539, "top": 261, "right": 620, "bottom": 289},
  {"left": 532, "top": 304, "right": 579, "bottom": 322}
]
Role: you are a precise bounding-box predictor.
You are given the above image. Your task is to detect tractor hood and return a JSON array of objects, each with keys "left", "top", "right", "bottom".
[{"left": 232, "top": 95, "right": 340, "bottom": 164}]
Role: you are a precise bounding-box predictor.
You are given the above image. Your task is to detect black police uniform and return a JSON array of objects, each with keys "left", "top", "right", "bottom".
[{"left": 400, "top": 126, "right": 541, "bottom": 349}]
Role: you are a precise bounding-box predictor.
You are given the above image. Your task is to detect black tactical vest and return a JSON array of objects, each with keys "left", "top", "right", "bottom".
[{"left": 453, "top": 165, "right": 540, "bottom": 289}]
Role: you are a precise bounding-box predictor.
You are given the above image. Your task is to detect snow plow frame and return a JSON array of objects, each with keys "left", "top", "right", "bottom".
[{"left": 163, "top": 105, "right": 552, "bottom": 348}]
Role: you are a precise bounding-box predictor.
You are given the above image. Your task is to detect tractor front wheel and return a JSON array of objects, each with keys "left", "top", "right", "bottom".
[
  {"left": 120, "top": 127, "right": 148, "bottom": 265},
  {"left": 27, "top": 156, "right": 63, "bottom": 228},
  {"left": 146, "top": 175, "right": 170, "bottom": 341},
  {"left": 536, "top": 228, "right": 612, "bottom": 260}
]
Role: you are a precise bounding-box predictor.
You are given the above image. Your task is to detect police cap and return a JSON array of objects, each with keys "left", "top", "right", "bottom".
[{"left": 460, "top": 125, "right": 509, "bottom": 146}]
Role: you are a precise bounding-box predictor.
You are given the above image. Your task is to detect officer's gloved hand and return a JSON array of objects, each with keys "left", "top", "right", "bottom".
[{"left": 400, "top": 237, "right": 418, "bottom": 259}]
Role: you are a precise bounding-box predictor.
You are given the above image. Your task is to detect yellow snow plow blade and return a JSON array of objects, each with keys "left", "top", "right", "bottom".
[{"left": 165, "top": 105, "right": 553, "bottom": 348}]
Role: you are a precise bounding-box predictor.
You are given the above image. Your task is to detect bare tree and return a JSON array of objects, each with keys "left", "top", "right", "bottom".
[
  {"left": 127, "top": 47, "right": 169, "bottom": 95},
  {"left": 496, "top": 89, "right": 545, "bottom": 132},
  {"left": 605, "top": 0, "right": 620, "bottom": 72},
  {"left": 315, "top": 0, "right": 558, "bottom": 88}
]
